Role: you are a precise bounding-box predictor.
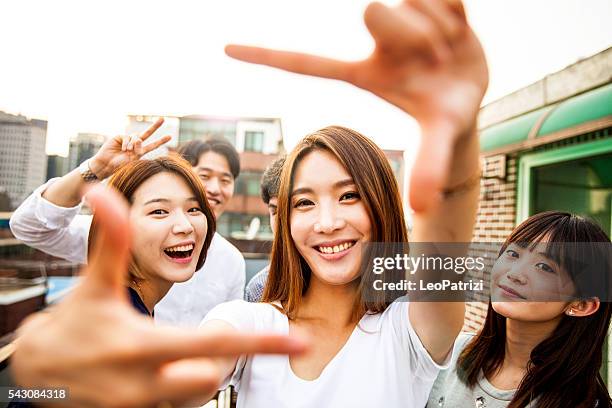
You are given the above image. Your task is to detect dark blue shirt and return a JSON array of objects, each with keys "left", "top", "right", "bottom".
[{"left": 127, "top": 287, "right": 152, "bottom": 317}]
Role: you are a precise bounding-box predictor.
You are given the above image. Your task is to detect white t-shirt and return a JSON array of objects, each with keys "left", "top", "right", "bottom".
[
  {"left": 9, "top": 178, "right": 246, "bottom": 327},
  {"left": 202, "top": 298, "right": 451, "bottom": 408}
]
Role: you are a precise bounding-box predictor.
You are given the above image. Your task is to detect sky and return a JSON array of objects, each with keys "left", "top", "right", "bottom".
[{"left": 1, "top": 0, "right": 611, "bottom": 159}]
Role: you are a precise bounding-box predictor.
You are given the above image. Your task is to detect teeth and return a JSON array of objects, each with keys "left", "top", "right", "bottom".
[
  {"left": 166, "top": 244, "right": 194, "bottom": 252},
  {"left": 318, "top": 241, "right": 354, "bottom": 254}
]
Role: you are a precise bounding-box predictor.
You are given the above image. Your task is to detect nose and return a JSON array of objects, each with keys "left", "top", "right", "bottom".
[
  {"left": 313, "top": 201, "right": 345, "bottom": 234},
  {"left": 506, "top": 263, "right": 528, "bottom": 285},
  {"left": 172, "top": 211, "right": 195, "bottom": 235},
  {"left": 205, "top": 177, "right": 221, "bottom": 196}
]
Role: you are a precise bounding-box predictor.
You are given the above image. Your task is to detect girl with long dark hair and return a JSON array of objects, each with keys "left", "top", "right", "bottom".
[{"left": 428, "top": 211, "right": 612, "bottom": 408}]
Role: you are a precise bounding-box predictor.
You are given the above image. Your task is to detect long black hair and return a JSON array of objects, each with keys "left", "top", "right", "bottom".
[{"left": 458, "top": 211, "right": 612, "bottom": 408}]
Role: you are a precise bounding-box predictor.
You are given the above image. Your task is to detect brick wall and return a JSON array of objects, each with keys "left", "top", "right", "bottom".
[{"left": 463, "top": 153, "right": 518, "bottom": 332}]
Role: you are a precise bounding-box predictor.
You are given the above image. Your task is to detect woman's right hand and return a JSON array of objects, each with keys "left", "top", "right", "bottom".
[
  {"left": 88, "top": 118, "right": 172, "bottom": 180},
  {"left": 10, "top": 185, "right": 308, "bottom": 408},
  {"left": 224, "top": 0, "right": 488, "bottom": 212}
]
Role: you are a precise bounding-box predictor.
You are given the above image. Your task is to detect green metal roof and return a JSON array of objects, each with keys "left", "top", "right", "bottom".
[
  {"left": 480, "top": 83, "right": 612, "bottom": 153},
  {"left": 537, "top": 82, "right": 612, "bottom": 136},
  {"left": 480, "top": 106, "right": 551, "bottom": 152}
]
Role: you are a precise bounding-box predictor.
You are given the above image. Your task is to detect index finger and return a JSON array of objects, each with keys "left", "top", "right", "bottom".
[
  {"left": 225, "top": 45, "right": 353, "bottom": 83},
  {"left": 140, "top": 117, "right": 165, "bottom": 141},
  {"left": 146, "top": 329, "right": 309, "bottom": 362}
]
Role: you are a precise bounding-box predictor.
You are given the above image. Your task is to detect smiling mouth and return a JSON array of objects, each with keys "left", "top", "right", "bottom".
[
  {"left": 498, "top": 284, "right": 527, "bottom": 300},
  {"left": 207, "top": 197, "right": 221, "bottom": 206},
  {"left": 315, "top": 240, "right": 356, "bottom": 255},
  {"left": 164, "top": 243, "right": 194, "bottom": 260}
]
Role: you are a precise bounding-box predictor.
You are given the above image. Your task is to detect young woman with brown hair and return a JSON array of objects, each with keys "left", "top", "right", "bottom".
[
  {"left": 198, "top": 0, "right": 489, "bottom": 405},
  {"left": 87, "top": 155, "right": 216, "bottom": 315},
  {"left": 428, "top": 211, "right": 612, "bottom": 408}
]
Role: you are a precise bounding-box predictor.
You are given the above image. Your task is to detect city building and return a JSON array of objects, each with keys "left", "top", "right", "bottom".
[
  {"left": 67, "top": 133, "right": 107, "bottom": 170},
  {"left": 466, "top": 47, "right": 612, "bottom": 386},
  {"left": 0, "top": 111, "right": 47, "bottom": 210},
  {"left": 46, "top": 154, "right": 69, "bottom": 181}
]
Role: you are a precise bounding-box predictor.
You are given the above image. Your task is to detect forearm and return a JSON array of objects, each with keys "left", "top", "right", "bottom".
[
  {"left": 10, "top": 179, "right": 91, "bottom": 264},
  {"left": 199, "top": 320, "right": 241, "bottom": 381},
  {"left": 41, "top": 167, "right": 92, "bottom": 208},
  {"left": 408, "top": 129, "right": 478, "bottom": 363},
  {"left": 412, "top": 128, "right": 480, "bottom": 243}
]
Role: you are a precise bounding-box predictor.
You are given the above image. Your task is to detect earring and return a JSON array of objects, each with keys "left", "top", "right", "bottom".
[{"left": 567, "top": 309, "right": 575, "bottom": 316}]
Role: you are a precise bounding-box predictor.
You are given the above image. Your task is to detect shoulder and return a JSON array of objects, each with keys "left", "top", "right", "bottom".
[
  {"left": 454, "top": 332, "right": 476, "bottom": 352},
  {"left": 210, "top": 233, "right": 244, "bottom": 264},
  {"left": 247, "top": 266, "right": 269, "bottom": 287},
  {"left": 244, "top": 267, "right": 269, "bottom": 302},
  {"left": 438, "top": 332, "right": 476, "bottom": 376},
  {"left": 201, "top": 299, "right": 285, "bottom": 332}
]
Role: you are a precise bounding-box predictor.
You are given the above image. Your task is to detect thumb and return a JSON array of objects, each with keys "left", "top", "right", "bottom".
[
  {"left": 82, "top": 184, "right": 131, "bottom": 294},
  {"left": 409, "top": 122, "right": 455, "bottom": 213}
]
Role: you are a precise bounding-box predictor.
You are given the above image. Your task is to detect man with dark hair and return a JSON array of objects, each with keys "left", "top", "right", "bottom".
[
  {"left": 245, "top": 155, "right": 285, "bottom": 302},
  {"left": 178, "top": 137, "right": 240, "bottom": 218},
  {"left": 155, "top": 136, "right": 246, "bottom": 326}
]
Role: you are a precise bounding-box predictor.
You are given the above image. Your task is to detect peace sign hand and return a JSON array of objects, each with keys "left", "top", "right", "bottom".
[
  {"left": 89, "top": 118, "right": 172, "bottom": 180},
  {"left": 11, "top": 185, "right": 308, "bottom": 408},
  {"left": 225, "top": 0, "right": 488, "bottom": 211}
]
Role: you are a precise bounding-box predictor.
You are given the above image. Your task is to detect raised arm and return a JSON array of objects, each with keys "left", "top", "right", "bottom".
[
  {"left": 42, "top": 118, "right": 170, "bottom": 207},
  {"left": 223, "top": 0, "right": 487, "bottom": 363}
]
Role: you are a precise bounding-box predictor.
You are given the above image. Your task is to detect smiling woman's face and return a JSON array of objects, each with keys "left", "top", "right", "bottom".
[
  {"left": 491, "top": 241, "right": 576, "bottom": 322},
  {"left": 128, "top": 172, "right": 207, "bottom": 284},
  {"left": 289, "top": 150, "right": 371, "bottom": 286}
]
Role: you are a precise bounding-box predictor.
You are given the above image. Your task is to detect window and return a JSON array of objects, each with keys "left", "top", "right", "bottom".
[
  {"left": 235, "top": 171, "right": 263, "bottom": 197},
  {"left": 244, "top": 131, "right": 264, "bottom": 152}
]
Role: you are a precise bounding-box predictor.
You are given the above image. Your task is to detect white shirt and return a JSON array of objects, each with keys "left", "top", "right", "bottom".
[
  {"left": 9, "top": 178, "right": 245, "bottom": 327},
  {"left": 202, "top": 298, "right": 450, "bottom": 408}
]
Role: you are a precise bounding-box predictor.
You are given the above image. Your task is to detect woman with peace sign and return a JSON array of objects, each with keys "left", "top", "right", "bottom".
[{"left": 11, "top": 184, "right": 308, "bottom": 407}]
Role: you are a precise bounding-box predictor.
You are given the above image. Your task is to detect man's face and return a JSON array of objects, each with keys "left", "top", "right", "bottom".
[
  {"left": 268, "top": 196, "right": 278, "bottom": 233},
  {"left": 193, "top": 151, "right": 235, "bottom": 218}
]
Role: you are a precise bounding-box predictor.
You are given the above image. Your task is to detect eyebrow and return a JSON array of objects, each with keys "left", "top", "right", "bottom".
[
  {"left": 291, "top": 178, "right": 355, "bottom": 196},
  {"left": 144, "top": 197, "right": 199, "bottom": 206},
  {"left": 196, "top": 166, "right": 233, "bottom": 179}
]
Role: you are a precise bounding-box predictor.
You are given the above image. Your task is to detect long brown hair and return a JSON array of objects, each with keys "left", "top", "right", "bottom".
[
  {"left": 458, "top": 211, "right": 612, "bottom": 408},
  {"left": 88, "top": 155, "right": 215, "bottom": 281},
  {"left": 261, "top": 126, "right": 408, "bottom": 318}
]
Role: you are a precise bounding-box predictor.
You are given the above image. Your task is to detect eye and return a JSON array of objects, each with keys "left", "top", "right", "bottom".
[
  {"left": 340, "top": 191, "right": 360, "bottom": 201},
  {"left": 188, "top": 207, "right": 203, "bottom": 213},
  {"left": 536, "top": 262, "right": 556, "bottom": 274},
  {"left": 221, "top": 178, "right": 232, "bottom": 185},
  {"left": 149, "top": 209, "right": 168, "bottom": 216},
  {"left": 505, "top": 249, "right": 519, "bottom": 258},
  {"left": 293, "top": 198, "right": 314, "bottom": 208},
  {"left": 199, "top": 174, "right": 210, "bottom": 180}
]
